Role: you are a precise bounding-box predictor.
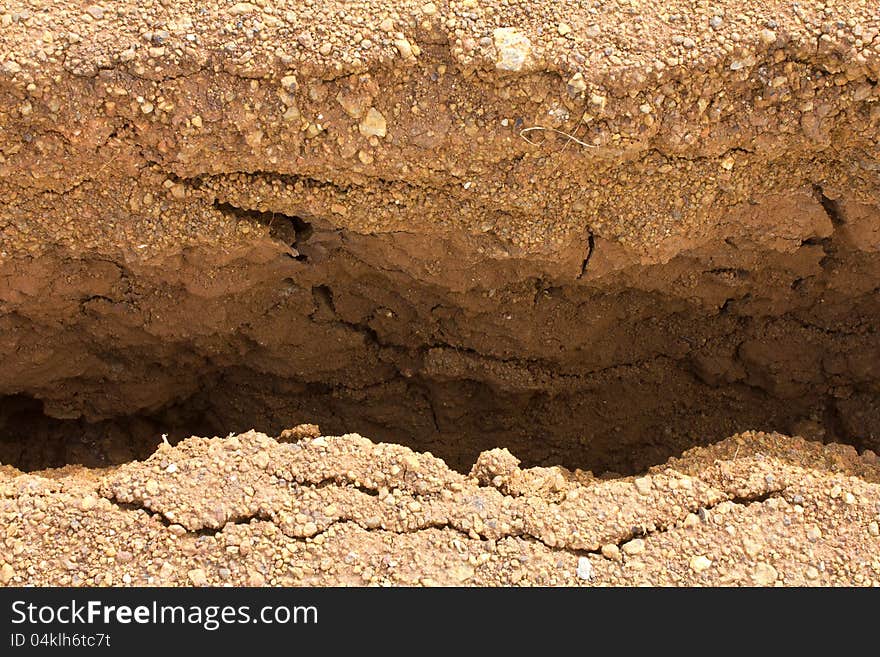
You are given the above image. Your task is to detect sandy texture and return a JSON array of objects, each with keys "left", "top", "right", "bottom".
[
  {"left": 1, "top": 429, "right": 878, "bottom": 586},
  {"left": 0, "top": 2, "right": 879, "bottom": 586},
  {"left": 3, "top": 0, "right": 880, "bottom": 257},
  {"left": 1, "top": 2, "right": 879, "bottom": 475}
]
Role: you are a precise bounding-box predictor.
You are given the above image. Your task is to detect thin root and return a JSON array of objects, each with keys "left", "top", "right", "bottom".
[{"left": 520, "top": 126, "right": 596, "bottom": 148}]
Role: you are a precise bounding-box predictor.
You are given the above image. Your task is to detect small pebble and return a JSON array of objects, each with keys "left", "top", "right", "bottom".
[
  {"left": 0, "top": 563, "right": 15, "bottom": 584},
  {"left": 576, "top": 557, "right": 593, "bottom": 581},
  {"left": 187, "top": 568, "right": 208, "bottom": 586},
  {"left": 752, "top": 562, "right": 778, "bottom": 586},
  {"left": 622, "top": 538, "right": 645, "bottom": 555},
  {"left": 759, "top": 29, "right": 777, "bottom": 45},
  {"left": 493, "top": 27, "right": 532, "bottom": 72},
  {"left": 633, "top": 476, "right": 652, "bottom": 494},
  {"left": 359, "top": 108, "right": 387, "bottom": 138},
  {"left": 690, "top": 555, "right": 712, "bottom": 573}
]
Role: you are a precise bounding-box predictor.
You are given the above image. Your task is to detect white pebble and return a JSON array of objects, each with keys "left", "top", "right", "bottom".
[{"left": 576, "top": 557, "right": 593, "bottom": 581}]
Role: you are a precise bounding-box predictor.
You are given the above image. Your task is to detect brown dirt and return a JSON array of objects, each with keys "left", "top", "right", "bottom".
[
  {"left": 1, "top": 1, "right": 879, "bottom": 585},
  {"left": 1, "top": 429, "right": 878, "bottom": 586}
]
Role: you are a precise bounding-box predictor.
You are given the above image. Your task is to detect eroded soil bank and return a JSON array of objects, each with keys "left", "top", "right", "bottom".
[
  {"left": 1, "top": 430, "right": 879, "bottom": 586},
  {"left": 1, "top": 1, "right": 879, "bottom": 478}
]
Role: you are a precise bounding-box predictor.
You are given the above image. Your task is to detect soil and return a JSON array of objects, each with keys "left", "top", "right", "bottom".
[
  {"left": 0, "top": 1, "right": 879, "bottom": 585},
  {"left": 1, "top": 429, "right": 878, "bottom": 586}
]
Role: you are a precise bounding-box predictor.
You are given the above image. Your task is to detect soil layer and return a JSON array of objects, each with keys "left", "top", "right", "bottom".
[
  {"left": 1, "top": 429, "right": 878, "bottom": 586},
  {"left": 0, "top": 1, "right": 879, "bottom": 585}
]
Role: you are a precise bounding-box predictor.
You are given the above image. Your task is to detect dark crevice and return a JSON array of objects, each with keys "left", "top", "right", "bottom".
[
  {"left": 105, "top": 499, "right": 175, "bottom": 526},
  {"left": 419, "top": 386, "right": 442, "bottom": 434},
  {"left": 814, "top": 185, "right": 845, "bottom": 227},
  {"left": 213, "top": 201, "right": 311, "bottom": 261},
  {"left": 106, "top": 497, "right": 273, "bottom": 537},
  {"left": 310, "top": 284, "right": 335, "bottom": 318},
  {"left": 583, "top": 489, "right": 784, "bottom": 559},
  {"left": 284, "top": 477, "right": 382, "bottom": 498},
  {"left": 577, "top": 230, "right": 595, "bottom": 279},
  {"left": 307, "top": 283, "right": 386, "bottom": 350},
  {"left": 0, "top": 393, "right": 219, "bottom": 471},
  {"left": 726, "top": 490, "right": 780, "bottom": 506},
  {"left": 2, "top": 204, "right": 878, "bottom": 479}
]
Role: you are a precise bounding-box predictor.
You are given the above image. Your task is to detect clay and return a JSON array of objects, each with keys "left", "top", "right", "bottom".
[{"left": 0, "top": 3, "right": 878, "bottom": 476}]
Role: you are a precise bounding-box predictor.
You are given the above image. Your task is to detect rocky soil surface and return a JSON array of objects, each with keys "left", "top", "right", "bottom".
[
  {"left": 1, "top": 428, "right": 879, "bottom": 586},
  {"left": 1, "top": 2, "right": 879, "bottom": 585}
]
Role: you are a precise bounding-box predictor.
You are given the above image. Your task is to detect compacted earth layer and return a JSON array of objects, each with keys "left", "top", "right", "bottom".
[
  {"left": 1, "top": 429, "right": 879, "bottom": 586},
  {"left": 0, "top": 2, "right": 879, "bottom": 585}
]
